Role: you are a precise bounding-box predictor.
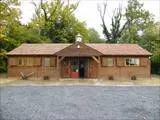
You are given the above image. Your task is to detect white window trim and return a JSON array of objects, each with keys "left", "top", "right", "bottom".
[{"left": 125, "top": 58, "right": 140, "bottom": 66}]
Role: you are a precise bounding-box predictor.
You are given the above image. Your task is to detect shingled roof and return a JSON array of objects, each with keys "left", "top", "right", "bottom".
[{"left": 7, "top": 43, "right": 151, "bottom": 56}]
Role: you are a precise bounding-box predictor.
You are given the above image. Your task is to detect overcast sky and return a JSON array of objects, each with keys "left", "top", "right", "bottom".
[{"left": 20, "top": 0, "right": 160, "bottom": 38}]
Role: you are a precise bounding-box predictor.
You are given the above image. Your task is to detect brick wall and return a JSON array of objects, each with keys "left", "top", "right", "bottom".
[
  {"left": 99, "top": 56, "right": 151, "bottom": 79},
  {"left": 8, "top": 56, "right": 59, "bottom": 80},
  {"left": 8, "top": 56, "right": 151, "bottom": 80}
]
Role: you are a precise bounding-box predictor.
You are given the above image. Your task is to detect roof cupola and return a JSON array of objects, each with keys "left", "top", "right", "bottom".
[{"left": 75, "top": 33, "right": 82, "bottom": 42}]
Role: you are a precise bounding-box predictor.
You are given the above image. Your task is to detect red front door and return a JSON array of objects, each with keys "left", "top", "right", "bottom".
[
  {"left": 61, "top": 59, "right": 71, "bottom": 78},
  {"left": 71, "top": 59, "right": 79, "bottom": 78},
  {"left": 61, "top": 57, "right": 89, "bottom": 78}
]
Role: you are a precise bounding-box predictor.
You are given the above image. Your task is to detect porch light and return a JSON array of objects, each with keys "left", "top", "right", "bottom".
[
  {"left": 77, "top": 45, "right": 80, "bottom": 48},
  {"left": 76, "top": 33, "right": 82, "bottom": 42}
]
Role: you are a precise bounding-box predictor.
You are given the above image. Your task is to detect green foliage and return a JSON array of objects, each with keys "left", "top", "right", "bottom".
[
  {"left": 99, "top": 0, "right": 159, "bottom": 74},
  {"left": 142, "top": 22, "right": 160, "bottom": 74},
  {"left": 0, "top": 0, "right": 21, "bottom": 72},
  {"left": 0, "top": 55, "right": 7, "bottom": 72},
  {"left": 0, "top": 0, "right": 159, "bottom": 75},
  {"left": 15, "top": 25, "right": 50, "bottom": 43},
  {"left": 120, "top": 0, "right": 154, "bottom": 44},
  {"left": 88, "top": 28, "right": 105, "bottom": 43},
  {"left": 100, "top": 0, "right": 154, "bottom": 44},
  {"left": 151, "top": 53, "right": 160, "bottom": 74},
  {"left": 0, "top": 0, "right": 93, "bottom": 72},
  {"left": 31, "top": 0, "right": 89, "bottom": 43}
]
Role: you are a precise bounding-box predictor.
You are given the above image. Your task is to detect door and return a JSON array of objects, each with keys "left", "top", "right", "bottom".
[
  {"left": 79, "top": 59, "right": 88, "bottom": 78},
  {"left": 79, "top": 60, "right": 85, "bottom": 78},
  {"left": 71, "top": 58, "right": 79, "bottom": 78},
  {"left": 61, "top": 57, "right": 89, "bottom": 78}
]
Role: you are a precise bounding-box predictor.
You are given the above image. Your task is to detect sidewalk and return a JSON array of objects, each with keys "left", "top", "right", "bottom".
[{"left": 1, "top": 77, "right": 160, "bottom": 86}]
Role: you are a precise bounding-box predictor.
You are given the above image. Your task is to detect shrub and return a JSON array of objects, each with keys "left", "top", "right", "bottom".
[{"left": 151, "top": 54, "right": 160, "bottom": 75}]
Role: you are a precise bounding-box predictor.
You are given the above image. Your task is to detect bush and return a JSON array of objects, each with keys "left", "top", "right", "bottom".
[
  {"left": 151, "top": 54, "right": 160, "bottom": 75},
  {"left": 0, "top": 56, "right": 7, "bottom": 73}
]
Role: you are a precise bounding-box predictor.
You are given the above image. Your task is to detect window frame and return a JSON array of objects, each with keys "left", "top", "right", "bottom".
[
  {"left": 9, "top": 57, "right": 17, "bottom": 67},
  {"left": 50, "top": 57, "right": 56, "bottom": 67},
  {"left": 101, "top": 57, "right": 114, "bottom": 67},
  {"left": 33, "top": 57, "right": 41, "bottom": 67},
  {"left": 107, "top": 58, "right": 114, "bottom": 67},
  {"left": 125, "top": 58, "right": 140, "bottom": 66},
  {"left": 17, "top": 57, "right": 25, "bottom": 66},
  {"left": 25, "top": 57, "right": 34, "bottom": 67},
  {"left": 44, "top": 57, "right": 50, "bottom": 67}
]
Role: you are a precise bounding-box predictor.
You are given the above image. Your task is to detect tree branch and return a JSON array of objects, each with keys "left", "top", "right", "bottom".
[
  {"left": 40, "top": 0, "right": 48, "bottom": 22},
  {"left": 32, "top": 0, "right": 40, "bottom": 19},
  {"left": 98, "top": 2, "right": 111, "bottom": 42}
]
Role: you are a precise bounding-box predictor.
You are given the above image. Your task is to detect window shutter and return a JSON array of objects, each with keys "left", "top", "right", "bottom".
[
  {"left": 117, "top": 57, "right": 124, "bottom": 66},
  {"left": 102, "top": 57, "right": 108, "bottom": 66},
  {"left": 107, "top": 58, "right": 113, "bottom": 66},
  {"left": 25, "top": 57, "right": 34, "bottom": 66},
  {"left": 17, "top": 57, "right": 25, "bottom": 66},
  {"left": 50, "top": 57, "right": 56, "bottom": 67},
  {"left": 44, "top": 58, "right": 50, "bottom": 67},
  {"left": 34, "top": 57, "right": 41, "bottom": 66},
  {"left": 9, "top": 57, "right": 16, "bottom": 66}
]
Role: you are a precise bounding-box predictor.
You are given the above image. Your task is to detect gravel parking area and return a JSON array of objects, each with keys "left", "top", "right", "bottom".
[{"left": 0, "top": 86, "right": 160, "bottom": 120}]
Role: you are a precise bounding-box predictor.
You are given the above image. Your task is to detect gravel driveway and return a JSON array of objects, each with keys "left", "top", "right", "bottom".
[{"left": 0, "top": 86, "right": 160, "bottom": 120}]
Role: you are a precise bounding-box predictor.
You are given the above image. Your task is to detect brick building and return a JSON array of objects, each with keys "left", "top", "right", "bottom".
[{"left": 7, "top": 41, "right": 151, "bottom": 80}]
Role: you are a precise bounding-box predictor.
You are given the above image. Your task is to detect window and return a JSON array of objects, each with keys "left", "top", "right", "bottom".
[
  {"left": 9, "top": 58, "right": 16, "bottom": 66},
  {"left": 50, "top": 57, "right": 56, "bottom": 67},
  {"left": 44, "top": 58, "right": 50, "bottom": 67},
  {"left": 25, "top": 57, "right": 41, "bottom": 66},
  {"left": 44, "top": 57, "right": 56, "bottom": 67},
  {"left": 125, "top": 58, "right": 139, "bottom": 66},
  {"left": 17, "top": 58, "right": 24, "bottom": 66},
  {"left": 10, "top": 57, "right": 41, "bottom": 67},
  {"left": 102, "top": 57, "right": 113, "bottom": 66},
  {"left": 116, "top": 57, "right": 125, "bottom": 66},
  {"left": 107, "top": 58, "right": 113, "bottom": 66},
  {"left": 25, "top": 57, "right": 34, "bottom": 66},
  {"left": 34, "top": 57, "right": 41, "bottom": 66}
]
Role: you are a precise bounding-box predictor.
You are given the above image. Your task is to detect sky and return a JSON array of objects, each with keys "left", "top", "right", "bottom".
[{"left": 20, "top": 0, "right": 160, "bottom": 38}]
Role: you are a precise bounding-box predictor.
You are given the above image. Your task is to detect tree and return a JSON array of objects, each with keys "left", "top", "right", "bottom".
[
  {"left": 0, "top": 0, "right": 21, "bottom": 72},
  {"left": 31, "top": 0, "right": 89, "bottom": 43},
  {"left": 88, "top": 28, "right": 105, "bottom": 43},
  {"left": 0, "top": 0, "right": 92, "bottom": 72},
  {"left": 98, "top": 0, "right": 154, "bottom": 43},
  {"left": 142, "top": 22, "right": 160, "bottom": 74}
]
